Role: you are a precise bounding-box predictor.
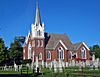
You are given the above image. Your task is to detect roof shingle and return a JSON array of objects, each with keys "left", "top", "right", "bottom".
[{"left": 45, "top": 33, "right": 74, "bottom": 50}]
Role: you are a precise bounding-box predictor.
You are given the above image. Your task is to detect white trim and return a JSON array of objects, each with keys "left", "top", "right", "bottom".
[
  {"left": 41, "top": 40, "right": 43, "bottom": 47},
  {"left": 76, "top": 42, "right": 90, "bottom": 51},
  {"left": 28, "top": 43, "right": 31, "bottom": 59},
  {"left": 82, "top": 42, "right": 90, "bottom": 51},
  {"left": 58, "top": 47, "right": 64, "bottom": 60},
  {"left": 25, "top": 31, "right": 30, "bottom": 44},
  {"left": 54, "top": 40, "right": 67, "bottom": 50}
]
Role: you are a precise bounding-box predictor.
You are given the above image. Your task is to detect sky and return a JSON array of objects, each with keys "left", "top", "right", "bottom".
[{"left": 0, "top": 0, "right": 100, "bottom": 48}]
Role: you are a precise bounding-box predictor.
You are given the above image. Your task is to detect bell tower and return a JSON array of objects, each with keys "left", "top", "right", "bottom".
[
  {"left": 31, "top": 1, "right": 44, "bottom": 38},
  {"left": 31, "top": 1, "right": 45, "bottom": 62}
]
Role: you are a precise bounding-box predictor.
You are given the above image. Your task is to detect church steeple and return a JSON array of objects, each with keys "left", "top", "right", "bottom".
[
  {"left": 31, "top": 0, "right": 44, "bottom": 38},
  {"left": 34, "top": 0, "right": 41, "bottom": 26}
]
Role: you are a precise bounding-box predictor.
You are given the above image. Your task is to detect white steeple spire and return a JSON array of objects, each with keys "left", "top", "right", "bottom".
[
  {"left": 34, "top": 0, "right": 41, "bottom": 26},
  {"left": 31, "top": 0, "right": 44, "bottom": 38}
]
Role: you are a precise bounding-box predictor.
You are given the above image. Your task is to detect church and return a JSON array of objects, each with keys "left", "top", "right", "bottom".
[{"left": 23, "top": 2, "right": 90, "bottom": 67}]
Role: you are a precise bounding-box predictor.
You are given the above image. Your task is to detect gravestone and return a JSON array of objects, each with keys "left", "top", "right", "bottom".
[
  {"left": 94, "top": 58, "right": 99, "bottom": 70},
  {"left": 72, "top": 60, "right": 75, "bottom": 66},
  {"left": 54, "top": 59, "right": 57, "bottom": 72},
  {"left": 14, "top": 62, "right": 18, "bottom": 71},
  {"left": 75, "top": 61, "right": 79, "bottom": 66},
  {"left": 79, "top": 62, "right": 83, "bottom": 71},
  {"left": 45, "top": 62, "right": 48, "bottom": 68},
  {"left": 65, "top": 62, "right": 68, "bottom": 67},
  {"left": 42, "top": 60, "right": 44, "bottom": 68},
  {"left": 59, "top": 59, "right": 63, "bottom": 72},
  {"left": 4, "top": 65, "right": 7, "bottom": 71},
  {"left": 69, "top": 60, "right": 72, "bottom": 66},
  {"left": 35, "top": 56, "right": 39, "bottom": 72},
  {"left": 92, "top": 54, "right": 95, "bottom": 62},
  {"left": 86, "top": 60, "right": 90, "bottom": 67},
  {"left": 50, "top": 62, "right": 53, "bottom": 69},
  {"left": 82, "top": 61, "right": 85, "bottom": 67}
]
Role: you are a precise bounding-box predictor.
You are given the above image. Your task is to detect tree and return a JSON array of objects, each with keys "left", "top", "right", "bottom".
[
  {"left": 9, "top": 36, "right": 25, "bottom": 65},
  {"left": 90, "top": 45, "right": 100, "bottom": 58},
  {"left": 0, "top": 37, "right": 9, "bottom": 66}
]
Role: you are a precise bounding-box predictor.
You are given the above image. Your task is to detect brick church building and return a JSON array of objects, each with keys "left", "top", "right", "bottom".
[{"left": 23, "top": 2, "right": 90, "bottom": 67}]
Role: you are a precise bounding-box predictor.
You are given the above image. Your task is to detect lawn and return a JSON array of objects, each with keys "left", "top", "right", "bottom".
[{"left": 0, "top": 67, "right": 100, "bottom": 77}]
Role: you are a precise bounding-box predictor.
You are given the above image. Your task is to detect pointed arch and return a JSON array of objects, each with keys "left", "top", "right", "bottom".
[
  {"left": 58, "top": 47, "right": 64, "bottom": 60},
  {"left": 39, "top": 52, "right": 42, "bottom": 60},
  {"left": 80, "top": 47, "right": 86, "bottom": 59},
  {"left": 47, "top": 51, "right": 51, "bottom": 60}
]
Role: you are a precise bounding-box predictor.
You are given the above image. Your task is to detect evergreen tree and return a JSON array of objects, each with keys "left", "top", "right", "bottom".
[
  {"left": 9, "top": 36, "right": 25, "bottom": 65},
  {"left": 0, "top": 37, "right": 9, "bottom": 66},
  {"left": 90, "top": 45, "right": 100, "bottom": 58}
]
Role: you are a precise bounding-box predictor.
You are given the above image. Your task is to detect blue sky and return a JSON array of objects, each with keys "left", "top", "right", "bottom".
[{"left": 0, "top": 0, "right": 100, "bottom": 47}]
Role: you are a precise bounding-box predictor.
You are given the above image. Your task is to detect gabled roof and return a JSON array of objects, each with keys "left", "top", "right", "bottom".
[
  {"left": 45, "top": 33, "right": 74, "bottom": 50},
  {"left": 74, "top": 42, "right": 90, "bottom": 50},
  {"left": 73, "top": 42, "right": 82, "bottom": 50}
]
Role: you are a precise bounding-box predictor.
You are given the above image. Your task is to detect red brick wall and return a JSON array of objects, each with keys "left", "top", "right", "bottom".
[
  {"left": 32, "top": 38, "right": 45, "bottom": 62},
  {"left": 46, "top": 42, "right": 68, "bottom": 62},
  {"left": 76, "top": 44, "right": 90, "bottom": 60},
  {"left": 23, "top": 35, "right": 45, "bottom": 62}
]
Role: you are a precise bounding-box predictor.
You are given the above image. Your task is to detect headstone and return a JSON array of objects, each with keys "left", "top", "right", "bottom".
[
  {"left": 59, "top": 59, "right": 63, "bottom": 72},
  {"left": 19, "top": 65, "right": 22, "bottom": 71},
  {"left": 35, "top": 56, "right": 39, "bottom": 72},
  {"left": 92, "top": 54, "right": 95, "bottom": 62},
  {"left": 42, "top": 60, "right": 44, "bottom": 68},
  {"left": 50, "top": 62, "right": 53, "bottom": 69},
  {"left": 45, "top": 62, "right": 48, "bottom": 68},
  {"left": 82, "top": 61, "right": 85, "bottom": 67},
  {"left": 69, "top": 60, "right": 72, "bottom": 66},
  {"left": 75, "top": 61, "right": 79, "bottom": 66},
  {"left": 79, "top": 62, "right": 82, "bottom": 71},
  {"left": 65, "top": 62, "right": 68, "bottom": 67},
  {"left": 54, "top": 59, "right": 57, "bottom": 72},
  {"left": 14, "top": 62, "right": 18, "bottom": 71},
  {"left": 72, "top": 60, "right": 75, "bottom": 66},
  {"left": 86, "top": 60, "right": 90, "bottom": 67},
  {"left": 26, "top": 63, "right": 30, "bottom": 68},
  {"left": 94, "top": 58, "right": 99, "bottom": 70},
  {"left": 31, "top": 62, "right": 34, "bottom": 69},
  {"left": 4, "top": 65, "right": 7, "bottom": 71},
  {"left": 62, "top": 61, "right": 65, "bottom": 68}
]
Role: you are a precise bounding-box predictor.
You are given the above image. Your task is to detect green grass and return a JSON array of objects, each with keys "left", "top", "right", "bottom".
[
  {"left": 0, "top": 70, "right": 20, "bottom": 74},
  {"left": 0, "top": 67, "right": 100, "bottom": 77}
]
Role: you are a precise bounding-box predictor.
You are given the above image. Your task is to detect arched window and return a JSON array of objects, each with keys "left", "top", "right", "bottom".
[
  {"left": 37, "top": 30, "right": 41, "bottom": 36},
  {"left": 47, "top": 51, "right": 51, "bottom": 59},
  {"left": 41, "top": 40, "right": 43, "bottom": 47},
  {"left": 28, "top": 43, "right": 32, "bottom": 59},
  {"left": 39, "top": 53, "right": 42, "bottom": 60},
  {"left": 58, "top": 47, "right": 64, "bottom": 60},
  {"left": 37, "top": 40, "right": 40, "bottom": 47},
  {"left": 68, "top": 51, "right": 72, "bottom": 59},
  {"left": 80, "top": 47, "right": 86, "bottom": 59}
]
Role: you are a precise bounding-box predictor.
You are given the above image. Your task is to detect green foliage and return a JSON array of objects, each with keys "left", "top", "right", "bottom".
[
  {"left": 90, "top": 45, "right": 100, "bottom": 58},
  {"left": 0, "top": 37, "right": 9, "bottom": 66},
  {"left": 22, "top": 59, "right": 32, "bottom": 64},
  {"left": 9, "top": 36, "right": 25, "bottom": 65}
]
